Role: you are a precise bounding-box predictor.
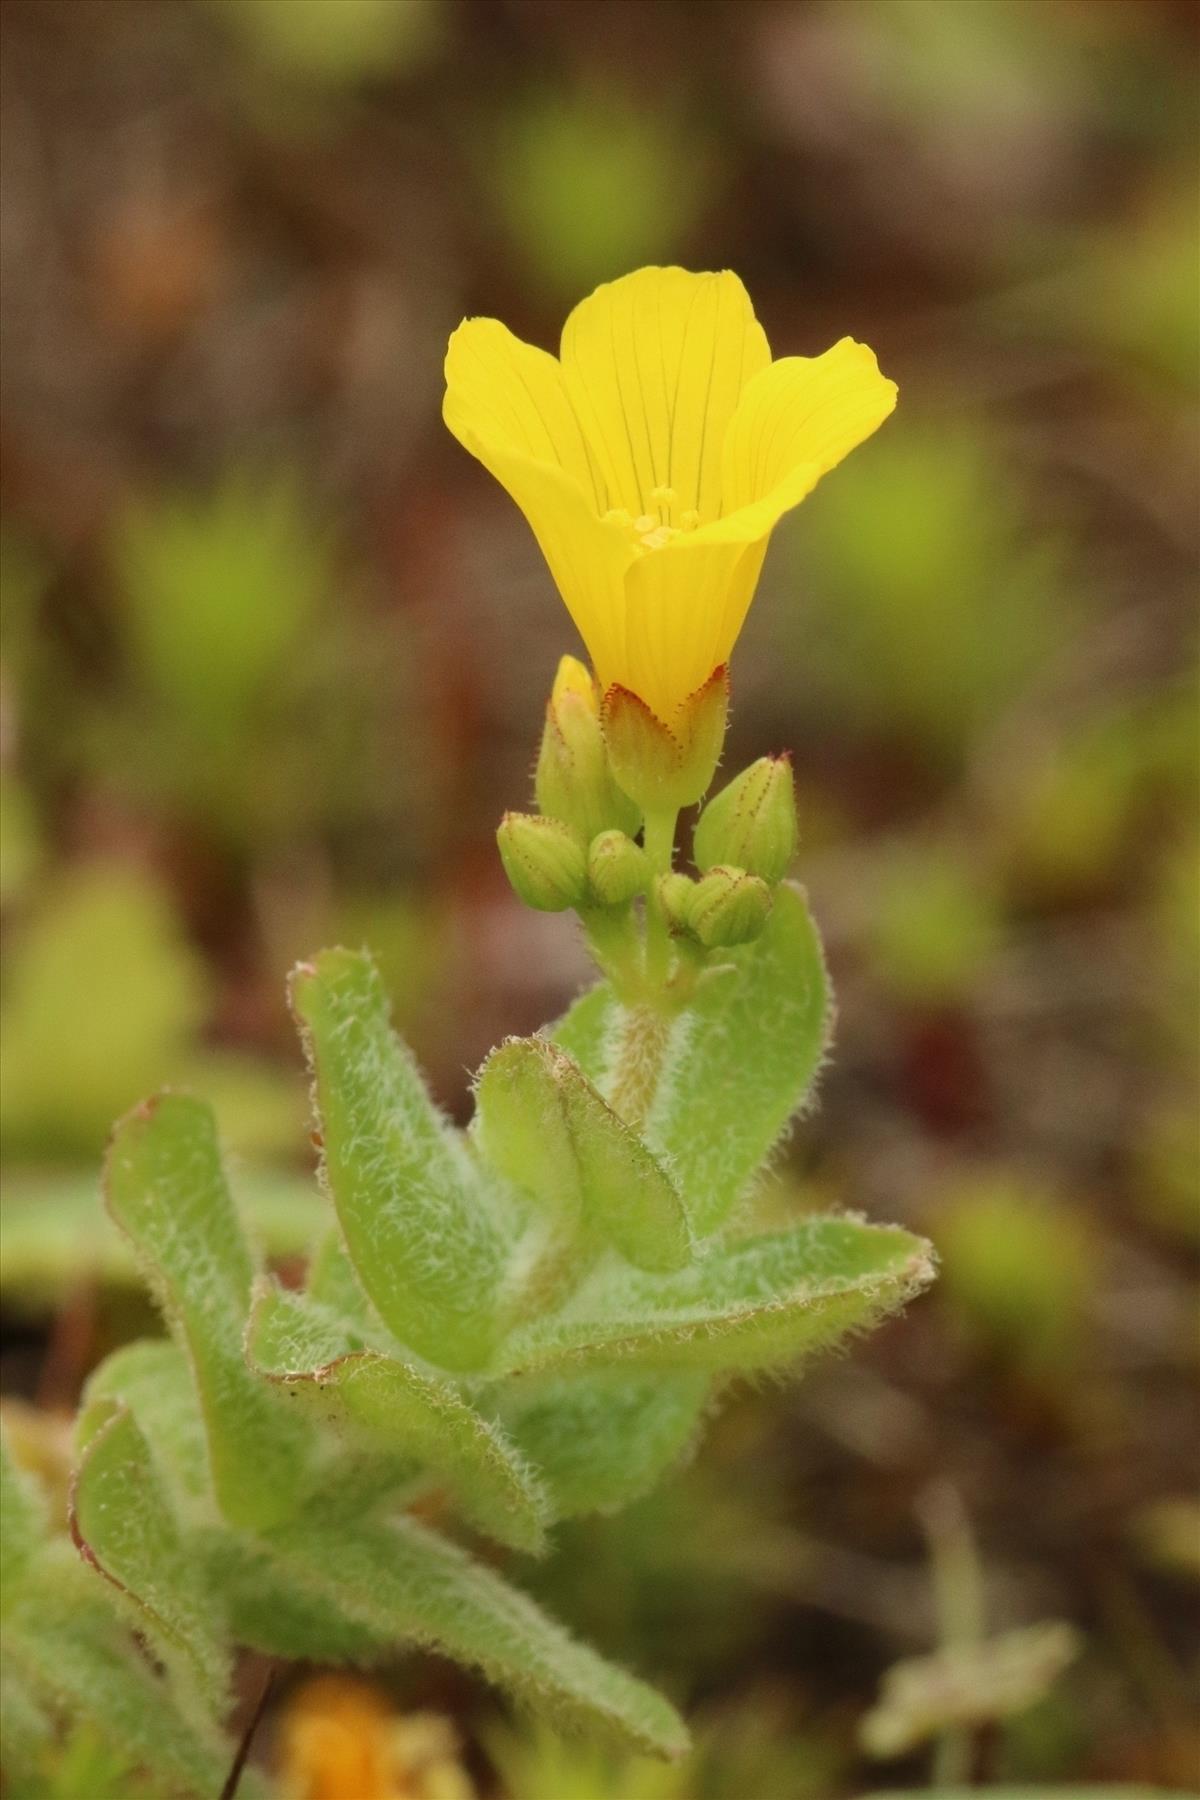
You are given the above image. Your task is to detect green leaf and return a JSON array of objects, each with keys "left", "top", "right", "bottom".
[
  {"left": 70, "top": 1406, "right": 230, "bottom": 1719},
  {"left": 476, "top": 1039, "right": 690, "bottom": 1275},
  {"left": 0, "top": 1666, "right": 54, "bottom": 1780},
  {"left": 644, "top": 883, "right": 832, "bottom": 1236},
  {"left": 495, "top": 1216, "right": 934, "bottom": 1377},
  {"left": 6, "top": 1552, "right": 238, "bottom": 1800},
  {"left": 80, "top": 1341, "right": 211, "bottom": 1510},
  {"left": 548, "top": 980, "right": 619, "bottom": 1088},
  {"left": 209, "top": 1533, "right": 390, "bottom": 1664},
  {"left": 265, "top": 1508, "right": 689, "bottom": 1761},
  {"left": 305, "top": 1223, "right": 382, "bottom": 1338},
  {"left": 290, "top": 949, "right": 503, "bottom": 1370},
  {"left": 500, "top": 1370, "right": 710, "bottom": 1519},
  {"left": 104, "top": 1093, "right": 309, "bottom": 1530},
  {"left": 0, "top": 1427, "right": 46, "bottom": 1606},
  {"left": 248, "top": 1281, "right": 549, "bottom": 1552}
]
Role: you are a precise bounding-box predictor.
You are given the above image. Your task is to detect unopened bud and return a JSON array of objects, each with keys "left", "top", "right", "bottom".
[
  {"left": 687, "top": 865, "right": 772, "bottom": 948},
  {"left": 587, "top": 830, "right": 648, "bottom": 906},
  {"left": 694, "top": 756, "right": 796, "bottom": 883},
  {"left": 497, "top": 812, "right": 587, "bottom": 912},
  {"left": 536, "top": 656, "right": 640, "bottom": 842},
  {"left": 654, "top": 872, "right": 697, "bottom": 934}
]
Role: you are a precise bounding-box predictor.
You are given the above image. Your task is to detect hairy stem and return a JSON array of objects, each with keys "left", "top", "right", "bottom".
[{"left": 607, "top": 1003, "right": 675, "bottom": 1130}]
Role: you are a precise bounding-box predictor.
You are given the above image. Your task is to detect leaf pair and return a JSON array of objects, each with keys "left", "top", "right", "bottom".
[{"left": 554, "top": 883, "right": 834, "bottom": 1235}]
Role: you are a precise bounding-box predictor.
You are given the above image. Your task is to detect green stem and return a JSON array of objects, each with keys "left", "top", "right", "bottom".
[
  {"left": 607, "top": 1003, "right": 675, "bottom": 1130},
  {"left": 580, "top": 906, "right": 641, "bottom": 999},
  {"left": 641, "top": 808, "right": 678, "bottom": 991},
  {"left": 918, "top": 1483, "right": 986, "bottom": 1791}
]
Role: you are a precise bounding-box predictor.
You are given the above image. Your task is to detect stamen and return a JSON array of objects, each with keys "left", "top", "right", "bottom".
[
  {"left": 680, "top": 509, "right": 700, "bottom": 531},
  {"left": 632, "top": 513, "right": 657, "bottom": 535}
]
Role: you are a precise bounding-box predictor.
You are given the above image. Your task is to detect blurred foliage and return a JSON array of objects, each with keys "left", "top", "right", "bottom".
[
  {"left": 489, "top": 86, "right": 712, "bottom": 302},
  {"left": 868, "top": 844, "right": 1003, "bottom": 1006},
  {"left": 0, "top": 1169, "right": 326, "bottom": 1316},
  {"left": 1, "top": 863, "right": 207, "bottom": 1161},
  {"left": 790, "top": 426, "right": 1069, "bottom": 760},
  {"left": 206, "top": 0, "right": 442, "bottom": 87},
  {"left": 937, "top": 1175, "right": 1099, "bottom": 1383}
]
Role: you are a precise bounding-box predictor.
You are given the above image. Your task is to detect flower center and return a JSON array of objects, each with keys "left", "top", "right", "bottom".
[{"left": 603, "top": 487, "right": 701, "bottom": 551}]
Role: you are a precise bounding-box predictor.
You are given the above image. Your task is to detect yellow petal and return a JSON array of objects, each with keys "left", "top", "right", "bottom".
[
  {"left": 444, "top": 319, "right": 634, "bottom": 681},
  {"left": 444, "top": 316, "right": 607, "bottom": 508},
  {"left": 622, "top": 535, "right": 767, "bottom": 722},
  {"left": 453, "top": 423, "right": 635, "bottom": 685},
  {"left": 559, "top": 267, "right": 771, "bottom": 524},
  {"left": 721, "top": 337, "right": 897, "bottom": 515},
  {"left": 617, "top": 335, "right": 894, "bottom": 716}
]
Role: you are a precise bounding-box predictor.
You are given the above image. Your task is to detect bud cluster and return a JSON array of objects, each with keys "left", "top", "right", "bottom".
[{"left": 497, "top": 658, "right": 798, "bottom": 977}]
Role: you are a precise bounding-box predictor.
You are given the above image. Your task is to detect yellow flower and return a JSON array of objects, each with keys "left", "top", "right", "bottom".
[{"left": 444, "top": 265, "right": 896, "bottom": 723}]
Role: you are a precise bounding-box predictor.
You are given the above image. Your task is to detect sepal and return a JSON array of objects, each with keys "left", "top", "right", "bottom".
[{"left": 601, "top": 666, "right": 728, "bottom": 813}]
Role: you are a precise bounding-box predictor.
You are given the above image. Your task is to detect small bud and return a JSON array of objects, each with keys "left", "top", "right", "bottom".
[
  {"left": 587, "top": 830, "right": 648, "bottom": 906},
  {"left": 694, "top": 755, "right": 797, "bottom": 883},
  {"left": 654, "top": 872, "right": 697, "bottom": 934},
  {"left": 536, "top": 656, "right": 641, "bottom": 843},
  {"left": 497, "top": 812, "right": 587, "bottom": 912},
  {"left": 687, "top": 865, "right": 772, "bottom": 948},
  {"left": 602, "top": 666, "right": 729, "bottom": 814}
]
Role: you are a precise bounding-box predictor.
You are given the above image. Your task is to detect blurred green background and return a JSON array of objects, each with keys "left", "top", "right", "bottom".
[{"left": 0, "top": 0, "right": 1196, "bottom": 1793}]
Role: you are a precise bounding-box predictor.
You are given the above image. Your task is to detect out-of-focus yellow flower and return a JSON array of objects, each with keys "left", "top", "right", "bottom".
[
  {"left": 444, "top": 266, "right": 896, "bottom": 723},
  {"left": 280, "top": 1678, "right": 474, "bottom": 1800}
]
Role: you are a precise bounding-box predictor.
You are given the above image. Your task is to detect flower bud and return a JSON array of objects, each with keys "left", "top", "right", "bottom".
[
  {"left": 654, "top": 872, "right": 697, "bottom": 934},
  {"left": 536, "top": 656, "right": 641, "bottom": 843},
  {"left": 694, "top": 755, "right": 796, "bottom": 883},
  {"left": 602, "top": 666, "right": 728, "bottom": 814},
  {"left": 587, "top": 830, "right": 648, "bottom": 906},
  {"left": 497, "top": 812, "right": 587, "bottom": 912},
  {"left": 686, "top": 865, "right": 772, "bottom": 948}
]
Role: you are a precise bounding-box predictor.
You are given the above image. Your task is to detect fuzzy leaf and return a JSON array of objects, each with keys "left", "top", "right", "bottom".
[
  {"left": 305, "top": 1223, "right": 383, "bottom": 1339},
  {"left": 104, "top": 1093, "right": 309, "bottom": 1530},
  {"left": 0, "top": 1665, "right": 54, "bottom": 1778},
  {"left": 645, "top": 883, "right": 832, "bottom": 1235},
  {"left": 477, "top": 1039, "right": 690, "bottom": 1274},
  {"left": 548, "top": 981, "right": 619, "bottom": 1089},
  {"left": 550, "top": 888, "right": 831, "bottom": 1237},
  {"left": 210, "top": 1533, "right": 392, "bottom": 1664},
  {"left": 0, "top": 1427, "right": 46, "bottom": 1606},
  {"left": 290, "top": 949, "right": 503, "bottom": 1370},
  {"left": 248, "top": 1281, "right": 549, "bottom": 1552},
  {"left": 80, "top": 1340, "right": 211, "bottom": 1510},
  {"left": 499, "top": 1370, "right": 710, "bottom": 1519},
  {"left": 6, "top": 1553, "right": 240, "bottom": 1800},
  {"left": 495, "top": 1216, "right": 934, "bottom": 1377},
  {"left": 70, "top": 1405, "right": 230, "bottom": 1718},
  {"left": 266, "top": 1508, "right": 689, "bottom": 1760}
]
